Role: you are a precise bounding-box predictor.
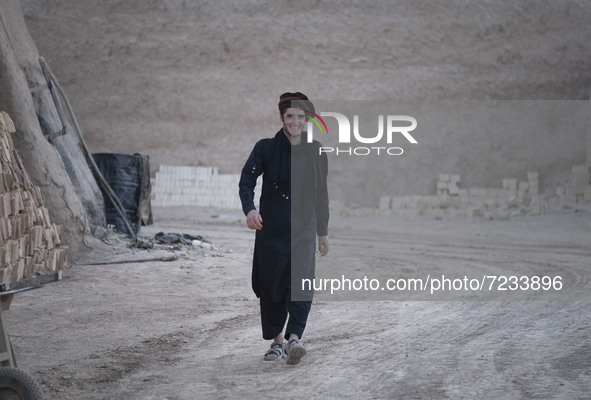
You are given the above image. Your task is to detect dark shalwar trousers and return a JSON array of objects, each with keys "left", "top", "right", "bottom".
[{"left": 260, "top": 287, "right": 312, "bottom": 341}]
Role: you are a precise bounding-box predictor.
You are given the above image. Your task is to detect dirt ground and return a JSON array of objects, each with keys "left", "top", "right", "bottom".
[{"left": 3, "top": 205, "right": 591, "bottom": 399}]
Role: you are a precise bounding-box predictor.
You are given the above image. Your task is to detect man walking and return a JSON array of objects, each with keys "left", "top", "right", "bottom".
[{"left": 239, "top": 92, "right": 329, "bottom": 365}]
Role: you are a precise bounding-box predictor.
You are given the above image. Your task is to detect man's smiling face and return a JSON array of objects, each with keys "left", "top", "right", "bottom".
[{"left": 281, "top": 107, "right": 306, "bottom": 140}]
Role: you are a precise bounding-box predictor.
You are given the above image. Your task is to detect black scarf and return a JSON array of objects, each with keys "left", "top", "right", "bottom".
[{"left": 268, "top": 129, "right": 318, "bottom": 202}]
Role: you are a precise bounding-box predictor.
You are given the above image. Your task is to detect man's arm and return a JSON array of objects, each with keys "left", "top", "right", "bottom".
[
  {"left": 315, "top": 144, "right": 330, "bottom": 256},
  {"left": 315, "top": 146, "right": 329, "bottom": 237},
  {"left": 246, "top": 209, "right": 263, "bottom": 230},
  {"left": 239, "top": 140, "right": 266, "bottom": 229},
  {"left": 317, "top": 235, "right": 329, "bottom": 256}
]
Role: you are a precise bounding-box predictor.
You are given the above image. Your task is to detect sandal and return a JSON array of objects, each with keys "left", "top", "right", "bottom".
[
  {"left": 263, "top": 341, "right": 285, "bottom": 361},
  {"left": 285, "top": 338, "right": 307, "bottom": 365}
]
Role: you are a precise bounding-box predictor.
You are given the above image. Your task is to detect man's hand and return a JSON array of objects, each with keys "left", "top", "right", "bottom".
[
  {"left": 317, "top": 236, "right": 329, "bottom": 256},
  {"left": 246, "top": 209, "right": 263, "bottom": 230}
]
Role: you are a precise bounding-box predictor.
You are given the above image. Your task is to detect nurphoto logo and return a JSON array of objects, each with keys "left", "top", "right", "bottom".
[{"left": 305, "top": 110, "right": 418, "bottom": 156}]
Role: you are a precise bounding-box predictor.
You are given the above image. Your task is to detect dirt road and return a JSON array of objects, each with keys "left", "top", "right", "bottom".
[{"left": 5, "top": 206, "right": 591, "bottom": 399}]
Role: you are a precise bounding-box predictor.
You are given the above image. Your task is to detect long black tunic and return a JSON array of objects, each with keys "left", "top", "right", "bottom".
[{"left": 239, "top": 129, "right": 329, "bottom": 302}]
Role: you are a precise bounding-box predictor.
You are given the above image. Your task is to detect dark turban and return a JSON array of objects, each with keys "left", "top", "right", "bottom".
[{"left": 278, "top": 92, "right": 316, "bottom": 116}]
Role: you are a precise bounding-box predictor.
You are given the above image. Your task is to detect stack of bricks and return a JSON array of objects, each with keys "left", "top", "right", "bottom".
[
  {"left": 562, "top": 165, "right": 591, "bottom": 204},
  {"left": 501, "top": 178, "right": 518, "bottom": 193},
  {"left": 151, "top": 165, "right": 261, "bottom": 209},
  {"left": 0, "top": 111, "right": 68, "bottom": 286},
  {"left": 377, "top": 170, "right": 549, "bottom": 219},
  {"left": 436, "top": 174, "right": 461, "bottom": 196},
  {"left": 378, "top": 196, "right": 391, "bottom": 211},
  {"left": 504, "top": 171, "right": 539, "bottom": 199},
  {"left": 526, "top": 171, "right": 539, "bottom": 196}
]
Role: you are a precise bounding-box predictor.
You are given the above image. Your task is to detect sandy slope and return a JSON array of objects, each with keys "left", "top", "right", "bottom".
[{"left": 21, "top": 0, "right": 591, "bottom": 175}]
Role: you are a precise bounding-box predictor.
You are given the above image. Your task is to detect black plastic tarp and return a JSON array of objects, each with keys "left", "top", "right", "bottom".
[{"left": 92, "top": 152, "right": 151, "bottom": 235}]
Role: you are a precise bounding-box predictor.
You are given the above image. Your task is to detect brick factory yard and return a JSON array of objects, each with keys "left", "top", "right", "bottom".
[{"left": 4, "top": 205, "right": 591, "bottom": 399}]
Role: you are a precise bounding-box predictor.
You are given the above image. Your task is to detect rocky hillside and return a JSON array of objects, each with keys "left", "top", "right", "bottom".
[{"left": 20, "top": 0, "right": 591, "bottom": 203}]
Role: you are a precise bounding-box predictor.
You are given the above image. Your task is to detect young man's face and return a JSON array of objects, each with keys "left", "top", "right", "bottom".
[{"left": 281, "top": 107, "right": 306, "bottom": 139}]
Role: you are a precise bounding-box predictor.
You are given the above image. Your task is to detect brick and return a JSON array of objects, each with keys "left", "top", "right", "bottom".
[
  {"left": 24, "top": 257, "right": 33, "bottom": 277},
  {"left": 33, "top": 186, "right": 43, "bottom": 206},
  {"left": 502, "top": 179, "right": 518, "bottom": 190},
  {"left": 1, "top": 193, "right": 11, "bottom": 218},
  {"left": 2, "top": 243, "right": 11, "bottom": 265},
  {"left": 16, "top": 259, "right": 25, "bottom": 281},
  {"left": 51, "top": 224, "right": 62, "bottom": 246},
  {"left": 30, "top": 225, "right": 44, "bottom": 249}
]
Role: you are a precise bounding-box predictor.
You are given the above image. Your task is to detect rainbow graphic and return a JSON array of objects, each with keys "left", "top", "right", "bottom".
[{"left": 304, "top": 109, "right": 329, "bottom": 135}]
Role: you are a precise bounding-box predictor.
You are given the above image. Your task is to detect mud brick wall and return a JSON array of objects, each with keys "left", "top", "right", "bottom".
[
  {"left": 0, "top": 112, "right": 68, "bottom": 285},
  {"left": 151, "top": 165, "right": 261, "bottom": 210}
]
